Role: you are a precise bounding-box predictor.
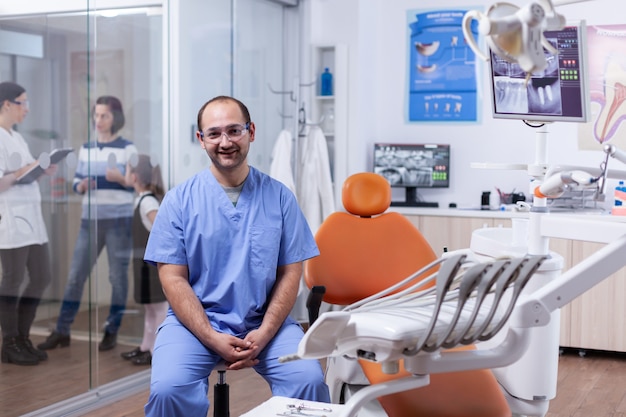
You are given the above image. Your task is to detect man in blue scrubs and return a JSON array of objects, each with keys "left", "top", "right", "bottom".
[{"left": 144, "top": 96, "right": 330, "bottom": 416}]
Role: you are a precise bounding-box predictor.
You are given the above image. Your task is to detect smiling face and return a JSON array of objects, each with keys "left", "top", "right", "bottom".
[{"left": 197, "top": 98, "right": 255, "bottom": 180}]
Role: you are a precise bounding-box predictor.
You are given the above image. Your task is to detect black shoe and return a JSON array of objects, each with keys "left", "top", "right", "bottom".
[
  {"left": 121, "top": 346, "right": 143, "bottom": 360},
  {"left": 99, "top": 331, "right": 117, "bottom": 351},
  {"left": 37, "top": 331, "right": 70, "bottom": 350},
  {"left": 1, "top": 337, "right": 39, "bottom": 366},
  {"left": 131, "top": 350, "right": 152, "bottom": 365},
  {"left": 19, "top": 337, "right": 48, "bottom": 361}
]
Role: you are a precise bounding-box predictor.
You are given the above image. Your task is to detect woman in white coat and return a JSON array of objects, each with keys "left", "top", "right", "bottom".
[{"left": 0, "top": 81, "right": 57, "bottom": 366}]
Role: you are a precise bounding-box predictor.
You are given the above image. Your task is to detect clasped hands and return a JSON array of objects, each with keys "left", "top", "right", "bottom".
[{"left": 211, "top": 328, "right": 271, "bottom": 371}]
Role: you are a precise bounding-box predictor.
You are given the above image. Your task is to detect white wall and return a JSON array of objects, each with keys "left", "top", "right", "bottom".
[{"left": 308, "top": 0, "right": 626, "bottom": 209}]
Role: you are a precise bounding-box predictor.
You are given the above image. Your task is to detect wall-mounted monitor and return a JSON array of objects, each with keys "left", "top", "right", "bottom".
[
  {"left": 488, "top": 21, "right": 589, "bottom": 123},
  {"left": 373, "top": 143, "right": 450, "bottom": 207}
]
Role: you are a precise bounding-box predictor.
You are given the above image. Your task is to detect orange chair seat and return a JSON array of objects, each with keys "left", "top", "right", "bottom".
[{"left": 359, "top": 346, "right": 510, "bottom": 417}]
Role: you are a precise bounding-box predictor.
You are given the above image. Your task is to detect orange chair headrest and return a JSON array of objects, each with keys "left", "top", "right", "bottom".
[{"left": 342, "top": 173, "right": 391, "bottom": 217}]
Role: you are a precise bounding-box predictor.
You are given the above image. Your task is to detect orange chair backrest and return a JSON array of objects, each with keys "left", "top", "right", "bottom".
[{"left": 304, "top": 172, "right": 438, "bottom": 305}]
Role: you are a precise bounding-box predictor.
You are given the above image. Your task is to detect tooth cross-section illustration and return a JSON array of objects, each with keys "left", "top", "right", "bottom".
[{"left": 596, "top": 59, "right": 626, "bottom": 142}]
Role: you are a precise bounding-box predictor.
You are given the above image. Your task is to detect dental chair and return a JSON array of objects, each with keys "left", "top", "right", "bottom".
[
  {"left": 244, "top": 170, "right": 626, "bottom": 417},
  {"left": 304, "top": 172, "right": 511, "bottom": 417}
]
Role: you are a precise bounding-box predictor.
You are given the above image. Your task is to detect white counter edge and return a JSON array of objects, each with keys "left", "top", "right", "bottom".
[{"left": 389, "top": 207, "right": 531, "bottom": 219}]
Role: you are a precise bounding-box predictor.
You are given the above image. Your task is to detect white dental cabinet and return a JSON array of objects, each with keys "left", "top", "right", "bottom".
[{"left": 394, "top": 208, "right": 626, "bottom": 354}]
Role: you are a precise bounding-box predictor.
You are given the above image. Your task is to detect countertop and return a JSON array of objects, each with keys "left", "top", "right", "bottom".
[{"left": 389, "top": 206, "right": 531, "bottom": 218}]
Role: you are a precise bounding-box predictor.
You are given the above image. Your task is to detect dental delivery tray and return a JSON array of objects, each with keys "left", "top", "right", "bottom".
[{"left": 286, "top": 254, "right": 546, "bottom": 365}]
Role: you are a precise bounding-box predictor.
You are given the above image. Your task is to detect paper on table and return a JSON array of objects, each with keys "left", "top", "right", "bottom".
[{"left": 239, "top": 396, "right": 346, "bottom": 417}]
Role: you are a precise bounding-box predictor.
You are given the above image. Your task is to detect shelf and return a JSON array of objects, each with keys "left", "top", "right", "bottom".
[{"left": 312, "top": 44, "right": 348, "bottom": 208}]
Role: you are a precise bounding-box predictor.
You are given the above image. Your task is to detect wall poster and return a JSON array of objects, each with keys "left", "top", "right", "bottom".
[
  {"left": 578, "top": 24, "right": 626, "bottom": 150},
  {"left": 406, "top": 9, "right": 479, "bottom": 122}
]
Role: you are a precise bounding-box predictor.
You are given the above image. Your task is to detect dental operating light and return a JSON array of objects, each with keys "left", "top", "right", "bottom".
[{"left": 462, "top": 0, "right": 593, "bottom": 74}]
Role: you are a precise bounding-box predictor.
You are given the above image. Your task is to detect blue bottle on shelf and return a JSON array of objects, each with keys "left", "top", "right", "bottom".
[{"left": 320, "top": 67, "right": 333, "bottom": 96}]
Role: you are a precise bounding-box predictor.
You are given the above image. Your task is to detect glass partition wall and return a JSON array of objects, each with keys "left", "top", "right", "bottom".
[{"left": 0, "top": 1, "right": 290, "bottom": 415}]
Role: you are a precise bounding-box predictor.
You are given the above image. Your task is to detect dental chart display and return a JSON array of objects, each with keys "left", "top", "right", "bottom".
[
  {"left": 373, "top": 143, "right": 450, "bottom": 207},
  {"left": 488, "top": 21, "right": 589, "bottom": 123},
  {"left": 407, "top": 10, "right": 478, "bottom": 122}
]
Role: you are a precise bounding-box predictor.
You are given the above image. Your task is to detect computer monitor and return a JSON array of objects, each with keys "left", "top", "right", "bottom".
[
  {"left": 373, "top": 143, "right": 450, "bottom": 207},
  {"left": 487, "top": 21, "right": 589, "bottom": 123}
]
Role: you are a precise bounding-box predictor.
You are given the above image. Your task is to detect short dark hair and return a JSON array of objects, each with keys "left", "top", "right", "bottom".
[
  {"left": 196, "top": 96, "right": 251, "bottom": 132},
  {"left": 0, "top": 82, "right": 26, "bottom": 109},
  {"left": 93, "top": 95, "right": 125, "bottom": 135}
]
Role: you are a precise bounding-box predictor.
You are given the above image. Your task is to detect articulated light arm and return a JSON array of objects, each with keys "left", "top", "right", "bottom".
[{"left": 605, "top": 143, "right": 626, "bottom": 165}]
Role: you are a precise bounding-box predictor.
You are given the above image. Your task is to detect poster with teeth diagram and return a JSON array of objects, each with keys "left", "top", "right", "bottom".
[
  {"left": 578, "top": 24, "right": 626, "bottom": 149},
  {"left": 407, "top": 9, "right": 478, "bottom": 122}
]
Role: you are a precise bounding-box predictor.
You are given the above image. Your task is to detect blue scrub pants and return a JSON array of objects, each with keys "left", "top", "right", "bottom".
[{"left": 145, "top": 319, "right": 330, "bottom": 417}]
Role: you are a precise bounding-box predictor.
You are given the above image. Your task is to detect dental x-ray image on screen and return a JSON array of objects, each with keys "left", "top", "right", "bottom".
[
  {"left": 373, "top": 143, "right": 450, "bottom": 188},
  {"left": 374, "top": 143, "right": 450, "bottom": 207},
  {"left": 488, "top": 21, "right": 589, "bottom": 123},
  {"left": 373, "top": 143, "right": 449, "bottom": 207}
]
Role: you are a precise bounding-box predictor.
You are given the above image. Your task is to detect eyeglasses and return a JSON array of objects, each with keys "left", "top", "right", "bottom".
[
  {"left": 199, "top": 122, "right": 250, "bottom": 144},
  {"left": 11, "top": 99, "right": 29, "bottom": 110}
]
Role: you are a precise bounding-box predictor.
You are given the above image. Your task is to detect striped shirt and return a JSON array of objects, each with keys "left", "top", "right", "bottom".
[{"left": 73, "top": 137, "right": 137, "bottom": 220}]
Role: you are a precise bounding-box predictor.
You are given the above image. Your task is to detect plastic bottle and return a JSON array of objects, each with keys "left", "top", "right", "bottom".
[
  {"left": 320, "top": 67, "right": 333, "bottom": 96},
  {"left": 616, "top": 181, "right": 624, "bottom": 206},
  {"left": 612, "top": 181, "right": 626, "bottom": 215}
]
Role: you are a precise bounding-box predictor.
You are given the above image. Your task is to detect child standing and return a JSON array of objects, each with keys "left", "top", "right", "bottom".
[{"left": 121, "top": 154, "right": 168, "bottom": 365}]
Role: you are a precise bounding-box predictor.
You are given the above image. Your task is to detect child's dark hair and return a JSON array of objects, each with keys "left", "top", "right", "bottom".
[{"left": 131, "top": 154, "right": 165, "bottom": 201}]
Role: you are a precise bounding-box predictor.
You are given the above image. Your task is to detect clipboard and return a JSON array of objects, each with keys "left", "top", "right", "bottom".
[{"left": 15, "top": 147, "right": 74, "bottom": 185}]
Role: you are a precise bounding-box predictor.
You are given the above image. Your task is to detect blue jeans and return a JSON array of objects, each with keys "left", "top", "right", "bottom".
[{"left": 56, "top": 217, "right": 132, "bottom": 335}]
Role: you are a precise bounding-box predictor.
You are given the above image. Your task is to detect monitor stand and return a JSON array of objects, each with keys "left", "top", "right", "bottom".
[{"left": 389, "top": 187, "right": 439, "bottom": 208}]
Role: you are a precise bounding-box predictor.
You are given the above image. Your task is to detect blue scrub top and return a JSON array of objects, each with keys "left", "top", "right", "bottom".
[{"left": 145, "top": 166, "right": 319, "bottom": 336}]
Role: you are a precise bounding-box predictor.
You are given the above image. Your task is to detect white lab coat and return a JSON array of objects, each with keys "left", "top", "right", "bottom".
[
  {"left": 297, "top": 126, "right": 335, "bottom": 235},
  {"left": 289, "top": 126, "right": 336, "bottom": 323},
  {"left": 269, "top": 129, "right": 296, "bottom": 194}
]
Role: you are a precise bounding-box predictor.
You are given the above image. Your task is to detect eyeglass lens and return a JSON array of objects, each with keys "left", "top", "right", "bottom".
[
  {"left": 12, "top": 99, "right": 29, "bottom": 109},
  {"left": 202, "top": 123, "right": 249, "bottom": 142}
]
